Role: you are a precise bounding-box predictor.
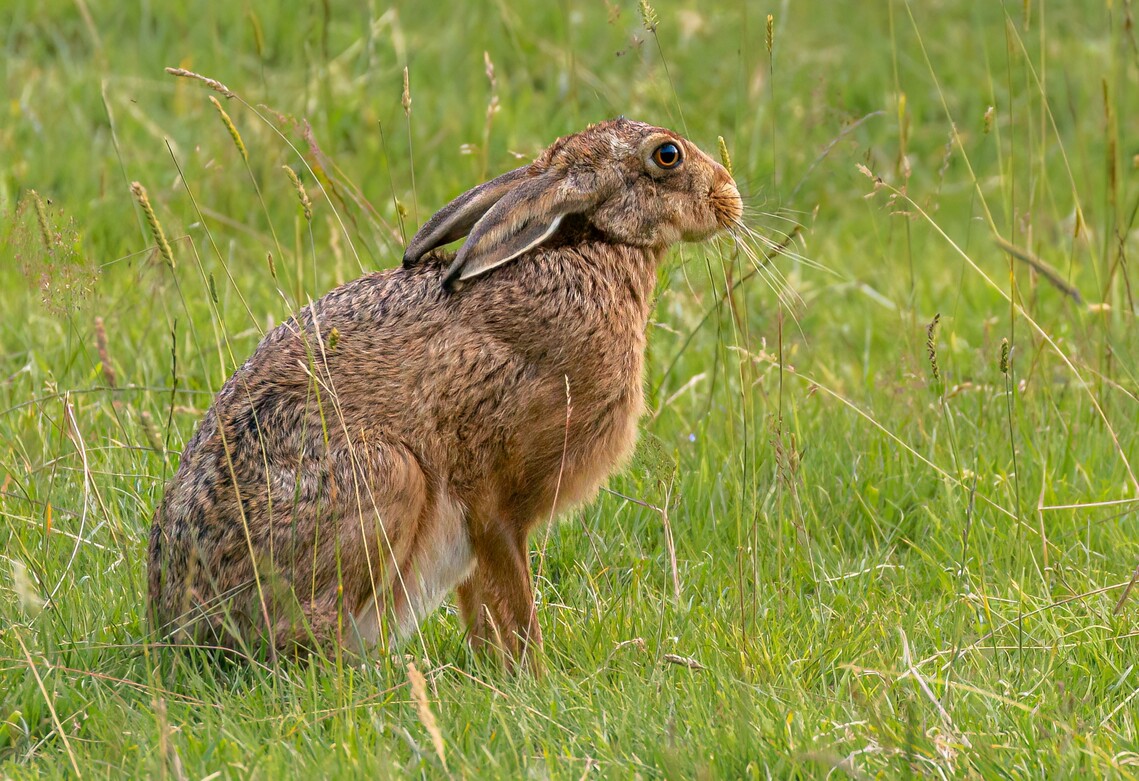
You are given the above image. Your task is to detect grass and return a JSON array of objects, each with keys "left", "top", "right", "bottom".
[{"left": 2, "top": 0, "right": 1138, "bottom": 776}]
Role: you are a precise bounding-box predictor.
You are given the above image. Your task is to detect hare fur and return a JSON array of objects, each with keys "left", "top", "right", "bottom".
[{"left": 147, "top": 118, "right": 742, "bottom": 666}]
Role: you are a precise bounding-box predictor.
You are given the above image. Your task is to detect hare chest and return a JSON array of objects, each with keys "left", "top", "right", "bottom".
[{"left": 552, "top": 381, "right": 645, "bottom": 517}]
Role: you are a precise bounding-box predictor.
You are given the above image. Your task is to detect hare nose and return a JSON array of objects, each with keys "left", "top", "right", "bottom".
[
  {"left": 713, "top": 163, "right": 736, "bottom": 188},
  {"left": 709, "top": 168, "right": 743, "bottom": 226}
]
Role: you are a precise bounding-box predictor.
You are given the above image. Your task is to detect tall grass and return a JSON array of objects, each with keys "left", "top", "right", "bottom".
[{"left": 2, "top": 0, "right": 1138, "bottom": 777}]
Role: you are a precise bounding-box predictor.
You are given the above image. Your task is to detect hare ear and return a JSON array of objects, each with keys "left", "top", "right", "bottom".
[
  {"left": 403, "top": 165, "right": 531, "bottom": 267},
  {"left": 442, "top": 173, "right": 603, "bottom": 288}
]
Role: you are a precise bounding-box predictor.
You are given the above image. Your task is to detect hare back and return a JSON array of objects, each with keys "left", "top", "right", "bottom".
[{"left": 148, "top": 241, "right": 658, "bottom": 651}]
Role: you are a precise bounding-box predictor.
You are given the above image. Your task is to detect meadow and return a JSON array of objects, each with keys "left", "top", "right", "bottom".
[{"left": 2, "top": 0, "right": 1139, "bottom": 777}]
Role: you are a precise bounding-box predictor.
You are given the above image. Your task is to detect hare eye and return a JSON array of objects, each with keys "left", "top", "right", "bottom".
[{"left": 651, "top": 142, "right": 683, "bottom": 170}]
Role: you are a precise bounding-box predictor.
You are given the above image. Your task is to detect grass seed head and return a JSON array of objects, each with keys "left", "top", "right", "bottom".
[
  {"left": 208, "top": 95, "right": 247, "bottom": 161},
  {"left": 282, "top": 166, "right": 313, "bottom": 221},
  {"left": 130, "top": 181, "right": 175, "bottom": 269},
  {"left": 246, "top": 9, "right": 264, "bottom": 58},
  {"left": 639, "top": 0, "right": 658, "bottom": 32},
  {"left": 29, "top": 190, "right": 52, "bottom": 251},
  {"left": 164, "top": 67, "right": 234, "bottom": 98},
  {"left": 766, "top": 14, "right": 774, "bottom": 54},
  {"left": 140, "top": 410, "right": 164, "bottom": 453},
  {"left": 401, "top": 66, "right": 412, "bottom": 116},
  {"left": 926, "top": 313, "right": 941, "bottom": 384},
  {"left": 717, "top": 135, "right": 733, "bottom": 178},
  {"left": 483, "top": 50, "right": 496, "bottom": 89},
  {"left": 16, "top": 190, "right": 97, "bottom": 313},
  {"left": 11, "top": 560, "right": 44, "bottom": 617}
]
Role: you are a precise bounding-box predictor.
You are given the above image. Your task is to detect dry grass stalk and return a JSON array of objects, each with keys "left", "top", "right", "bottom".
[
  {"left": 406, "top": 660, "right": 447, "bottom": 771},
  {"left": 615, "top": 637, "right": 647, "bottom": 652},
  {"left": 660, "top": 477, "right": 681, "bottom": 601},
  {"left": 153, "top": 696, "right": 187, "bottom": 781},
  {"left": 994, "top": 235, "right": 1084, "bottom": 304},
  {"left": 164, "top": 66, "right": 234, "bottom": 98},
  {"left": 130, "top": 182, "right": 175, "bottom": 269},
  {"left": 482, "top": 51, "right": 500, "bottom": 170},
  {"left": 663, "top": 653, "right": 705, "bottom": 670},
  {"left": 1112, "top": 563, "right": 1139, "bottom": 616},
  {"left": 401, "top": 66, "right": 412, "bottom": 116},
  {"left": 14, "top": 632, "right": 81, "bottom": 776}
]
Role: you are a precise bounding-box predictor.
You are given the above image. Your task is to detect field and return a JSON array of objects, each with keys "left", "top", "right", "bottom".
[{"left": 3, "top": 0, "right": 1139, "bottom": 777}]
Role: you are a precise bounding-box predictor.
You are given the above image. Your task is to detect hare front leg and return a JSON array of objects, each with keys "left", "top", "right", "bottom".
[{"left": 466, "top": 521, "right": 542, "bottom": 671}]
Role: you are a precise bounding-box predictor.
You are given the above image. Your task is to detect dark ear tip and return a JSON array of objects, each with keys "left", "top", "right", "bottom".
[
  {"left": 441, "top": 253, "right": 466, "bottom": 293},
  {"left": 441, "top": 271, "right": 461, "bottom": 294},
  {"left": 402, "top": 249, "right": 419, "bottom": 268}
]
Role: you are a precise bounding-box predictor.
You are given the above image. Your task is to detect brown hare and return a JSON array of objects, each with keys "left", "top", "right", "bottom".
[{"left": 147, "top": 118, "right": 742, "bottom": 668}]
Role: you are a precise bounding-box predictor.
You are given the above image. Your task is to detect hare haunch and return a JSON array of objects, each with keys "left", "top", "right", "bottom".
[{"left": 147, "top": 118, "right": 743, "bottom": 666}]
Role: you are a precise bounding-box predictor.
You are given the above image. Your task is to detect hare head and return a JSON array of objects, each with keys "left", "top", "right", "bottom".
[{"left": 403, "top": 118, "right": 743, "bottom": 288}]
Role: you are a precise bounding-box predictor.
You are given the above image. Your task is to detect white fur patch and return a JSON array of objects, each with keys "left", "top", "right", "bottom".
[
  {"left": 397, "top": 492, "right": 474, "bottom": 635},
  {"left": 348, "top": 492, "right": 474, "bottom": 652}
]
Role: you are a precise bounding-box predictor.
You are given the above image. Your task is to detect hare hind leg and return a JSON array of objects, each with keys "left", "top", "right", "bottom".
[
  {"left": 273, "top": 438, "right": 434, "bottom": 656},
  {"left": 457, "top": 574, "right": 489, "bottom": 651},
  {"left": 339, "top": 462, "right": 475, "bottom": 651}
]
